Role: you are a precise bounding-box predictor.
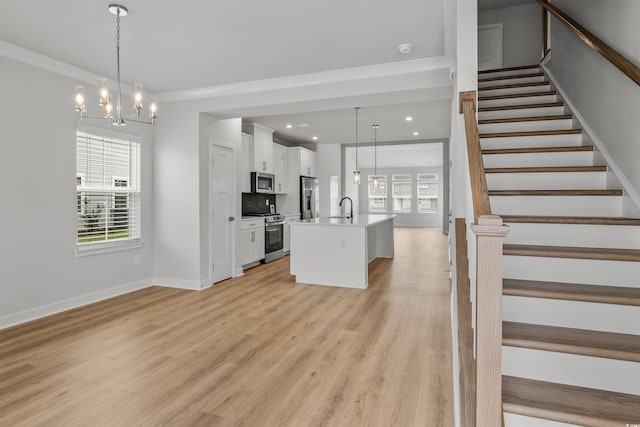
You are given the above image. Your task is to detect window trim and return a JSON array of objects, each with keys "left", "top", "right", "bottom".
[{"left": 75, "top": 125, "right": 142, "bottom": 257}]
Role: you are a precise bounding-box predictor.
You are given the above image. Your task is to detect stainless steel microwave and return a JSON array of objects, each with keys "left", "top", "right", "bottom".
[{"left": 251, "top": 172, "right": 275, "bottom": 194}]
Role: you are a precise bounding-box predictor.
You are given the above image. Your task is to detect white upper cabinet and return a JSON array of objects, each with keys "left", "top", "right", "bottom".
[
  {"left": 273, "top": 143, "right": 288, "bottom": 194},
  {"left": 299, "top": 148, "right": 316, "bottom": 177},
  {"left": 240, "top": 133, "right": 253, "bottom": 193},
  {"left": 252, "top": 123, "right": 274, "bottom": 174}
]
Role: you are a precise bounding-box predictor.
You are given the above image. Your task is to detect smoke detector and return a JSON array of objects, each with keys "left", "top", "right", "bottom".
[{"left": 397, "top": 43, "right": 413, "bottom": 54}]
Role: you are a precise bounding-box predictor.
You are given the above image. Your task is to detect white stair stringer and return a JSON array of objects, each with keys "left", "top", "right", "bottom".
[
  {"left": 479, "top": 118, "right": 574, "bottom": 133},
  {"left": 480, "top": 133, "right": 583, "bottom": 149},
  {"left": 487, "top": 171, "right": 606, "bottom": 190},
  {"left": 490, "top": 195, "right": 623, "bottom": 216},
  {"left": 503, "top": 256, "right": 640, "bottom": 288},
  {"left": 504, "top": 223, "right": 640, "bottom": 249},
  {"left": 502, "top": 347, "right": 640, "bottom": 395},
  {"left": 479, "top": 105, "right": 566, "bottom": 120},
  {"left": 483, "top": 150, "right": 594, "bottom": 168},
  {"left": 504, "top": 413, "right": 575, "bottom": 427}
]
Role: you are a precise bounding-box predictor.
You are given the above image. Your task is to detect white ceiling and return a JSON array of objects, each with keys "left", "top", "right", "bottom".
[
  {"left": 1, "top": 0, "right": 451, "bottom": 145},
  {"left": 350, "top": 143, "right": 444, "bottom": 169},
  {"left": 478, "top": 0, "right": 535, "bottom": 11}
]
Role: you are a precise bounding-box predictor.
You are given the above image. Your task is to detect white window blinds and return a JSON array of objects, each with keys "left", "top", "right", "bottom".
[{"left": 76, "top": 130, "right": 141, "bottom": 248}]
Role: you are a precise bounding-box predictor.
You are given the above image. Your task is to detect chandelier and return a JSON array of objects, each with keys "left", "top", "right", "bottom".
[
  {"left": 74, "top": 4, "right": 157, "bottom": 126},
  {"left": 372, "top": 124, "right": 380, "bottom": 187}
]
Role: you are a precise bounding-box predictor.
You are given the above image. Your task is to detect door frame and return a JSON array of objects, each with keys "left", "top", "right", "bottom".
[
  {"left": 209, "top": 141, "right": 237, "bottom": 285},
  {"left": 478, "top": 23, "right": 504, "bottom": 71}
]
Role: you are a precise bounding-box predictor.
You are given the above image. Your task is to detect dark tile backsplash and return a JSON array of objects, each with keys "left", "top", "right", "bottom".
[{"left": 242, "top": 193, "right": 276, "bottom": 215}]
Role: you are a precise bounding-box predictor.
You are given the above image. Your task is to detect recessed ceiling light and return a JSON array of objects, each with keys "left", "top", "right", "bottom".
[
  {"left": 285, "top": 124, "right": 293, "bottom": 129},
  {"left": 398, "top": 43, "right": 413, "bottom": 54},
  {"left": 312, "top": 136, "right": 318, "bottom": 140},
  {"left": 296, "top": 123, "right": 309, "bottom": 128},
  {"left": 405, "top": 116, "right": 413, "bottom": 122},
  {"left": 413, "top": 131, "right": 420, "bottom": 136}
]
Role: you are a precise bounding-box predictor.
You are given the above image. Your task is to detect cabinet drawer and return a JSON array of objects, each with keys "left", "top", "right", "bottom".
[{"left": 241, "top": 220, "right": 265, "bottom": 230}]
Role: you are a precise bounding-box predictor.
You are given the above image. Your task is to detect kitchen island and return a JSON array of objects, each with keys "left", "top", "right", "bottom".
[{"left": 289, "top": 214, "right": 395, "bottom": 289}]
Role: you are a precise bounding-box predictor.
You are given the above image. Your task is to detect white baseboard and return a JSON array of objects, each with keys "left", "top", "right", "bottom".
[
  {"left": 0, "top": 278, "right": 152, "bottom": 330},
  {"left": 152, "top": 277, "right": 208, "bottom": 291},
  {"left": 541, "top": 64, "right": 640, "bottom": 213}
]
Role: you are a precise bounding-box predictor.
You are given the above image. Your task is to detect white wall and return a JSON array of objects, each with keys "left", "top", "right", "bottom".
[
  {"left": 547, "top": 0, "right": 640, "bottom": 207},
  {"left": 358, "top": 167, "right": 444, "bottom": 227},
  {"left": 316, "top": 144, "right": 342, "bottom": 217},
  {"left": 0, "top": 58, "right": 154, "bottom": 326},
  {"left": 479, "top": 3, "right": 542, "bottom": 67}
]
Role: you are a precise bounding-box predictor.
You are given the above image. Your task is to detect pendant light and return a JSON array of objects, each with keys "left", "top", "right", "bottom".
[
  {"left": 372, "top": 124, "right": 380, "bottom": 187},
  {"left": 353, "top": 107, "right": 361, "bottom": 185},
  {"left": 74, "top": 4, "right": 157, "bottom": 126}
]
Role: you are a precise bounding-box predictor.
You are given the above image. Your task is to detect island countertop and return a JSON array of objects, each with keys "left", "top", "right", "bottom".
[{"left": 291, "top": 214, "right": 395, "bottom": 227}]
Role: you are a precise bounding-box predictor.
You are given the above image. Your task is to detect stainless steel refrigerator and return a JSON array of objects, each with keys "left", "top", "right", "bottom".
[{"left": 300, "top": 176, "right": 319, "bottom": 220}]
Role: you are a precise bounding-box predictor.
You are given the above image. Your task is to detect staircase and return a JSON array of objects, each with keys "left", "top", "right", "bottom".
[{"left": 477, "top": 64, "right": 640, "bottom": 426}]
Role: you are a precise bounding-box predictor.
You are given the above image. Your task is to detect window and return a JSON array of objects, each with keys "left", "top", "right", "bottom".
[
  {"left": 76, "top": 130, "right": 141, "bottom": 251},
  {"left": 368, "top": 175, "right": 387, "bottom": 212},
  {"left": 392, "top": 174, "right": 412, "bottom": 212},
  {"left": 417, "top": 173, "right": 438, "bottom": 213}
]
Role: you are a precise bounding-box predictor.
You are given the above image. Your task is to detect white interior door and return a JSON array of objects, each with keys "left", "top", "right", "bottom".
[
  {"left": 210, "top": 144, "right": 234, "bottom": 283},
  {"left": 478, "top": 23, "right": 503, "bottom": 71}
]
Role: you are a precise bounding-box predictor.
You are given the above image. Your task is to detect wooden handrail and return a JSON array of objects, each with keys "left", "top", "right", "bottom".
[
  {"left": 455, "top": 218, "right": 476, "bottom": 427},
  {"left": 536, "top": 0, "right": 640, "bottom": 86},
  {"left": 459, "top": 91, "right": 492, "bottom": 219}
]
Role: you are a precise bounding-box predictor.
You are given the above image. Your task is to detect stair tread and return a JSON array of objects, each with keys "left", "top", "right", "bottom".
[
  {"left": 486, "top": 166, "right": 605, "bottom": 173},
  {"left": 503, "top": 244, "right": 640, "bottom": 262},
  {"left": 478, "top": 114, "right": 572, "bottom": 124},
  {"left": 479, "top": 64, "right": 540, "bottom": 74},
  {"left": 478, "top": 72, "right": 544, "bottom": 82},
  {"left": 480, "top": 129, "right": 582, "bottom": 138},
  {"left": 479, "top": 81, "right": 550, "bottom": 91},
  {"left": 479, "top": 102, "right": 564, "bottom": 112},
  {"left": 479, "top": 91, "right": 557, "bottom": 101},
  {"left": 483, "top": 145, "right": 593, "bottom": 155},
  {"left": 489, "top": 189, "right": 622, "bottom": 196},
  {"left": 503, "top": 278, "right": 640, "bottom": 306},
  {"left": 503, "top": 321, "right": 640, "bottom": 361},
  {"left": 503, "top": 376, "right": 640, "bottom": 427},
  {"left": 500, "top": 214, "right": 640, "bottom": 225}
]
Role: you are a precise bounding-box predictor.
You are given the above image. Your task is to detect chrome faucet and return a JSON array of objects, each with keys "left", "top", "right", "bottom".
[{"left": 339, "top": 196, "right": 353, "bottom": 219}]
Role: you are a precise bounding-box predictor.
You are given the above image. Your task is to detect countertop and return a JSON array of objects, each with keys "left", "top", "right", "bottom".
[{"left": 289, "top": 214, "right": 395, "bottom": 227}]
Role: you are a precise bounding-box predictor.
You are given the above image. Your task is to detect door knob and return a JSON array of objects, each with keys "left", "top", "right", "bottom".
[{"left": 228, "top": 216, "right": 235, "bottom": 222}]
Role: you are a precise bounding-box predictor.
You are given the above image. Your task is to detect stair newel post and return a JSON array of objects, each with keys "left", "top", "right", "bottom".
[{"left": 472, "top": 215, "right": 510, "bottom": 427}]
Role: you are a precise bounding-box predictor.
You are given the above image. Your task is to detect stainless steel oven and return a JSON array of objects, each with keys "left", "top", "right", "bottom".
[{"left": 264, "top": 215, "right": 285, "bottom": 263}]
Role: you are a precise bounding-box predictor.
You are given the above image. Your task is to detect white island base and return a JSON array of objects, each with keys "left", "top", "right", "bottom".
[{"left": 289, "top": 215, "right": 395, "bottom": 289}]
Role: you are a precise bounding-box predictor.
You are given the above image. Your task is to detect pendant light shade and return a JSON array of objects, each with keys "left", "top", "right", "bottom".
[
  {"left": 353, "top": 107, "right": 361, "bottom": 185},
  {"left": 372, "top": 124, "right": 380, "bottom": 187}
]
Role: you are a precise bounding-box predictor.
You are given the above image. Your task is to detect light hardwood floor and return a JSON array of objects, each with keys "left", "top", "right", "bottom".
[{"left": 0, "top": 228, "right": 454, "bottom": 426}]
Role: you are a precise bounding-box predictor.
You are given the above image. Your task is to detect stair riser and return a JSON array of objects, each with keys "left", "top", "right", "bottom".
[
  {"left": 483, "top": 151, "right": 594, "bottom": 168},
  {"left": 487, "top": 171, "right": 606, "bottom": 191},
  {"left": 503, "top": 223, "right": 640, "bottom": 249},
  {"left": 490, "top": 195, "right": 622, "bottom": 217},
  {"left": 479, "top": 85, "right": 551, "bottom": 97},
  {"left": 479, "top": 119, "right": 574, "bottom": 133},
  {"left": 503, "top": 256, "right": 640, "bottom": 287},
  {"left": 479, "top": 106, "right": 566, "bottom": 120},
  {"left": 504, "top": 414, "right": 575, "bottom": 427},
  {"left": 478, "top": 75, "right": 547, "bottom": 88},
  {"left": 502, "top": 347, "right": 640, "bottom": 395},
  {"left": 481, "top": 134, "right": 583, "bottom": 150},
  {"left": 479, "top": 94, "right": 558, "bottom": 108},
  {"left": 480, "top": 67, "right": 541, "bottom": 79}
]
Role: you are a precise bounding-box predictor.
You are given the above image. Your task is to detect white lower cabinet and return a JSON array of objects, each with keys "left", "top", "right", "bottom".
[
  {"left": 240, "top": 219, "right": 265, "bottom": 266},
  {"left": 283, "top": 214, "right": 300, "bottom": 254}
]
